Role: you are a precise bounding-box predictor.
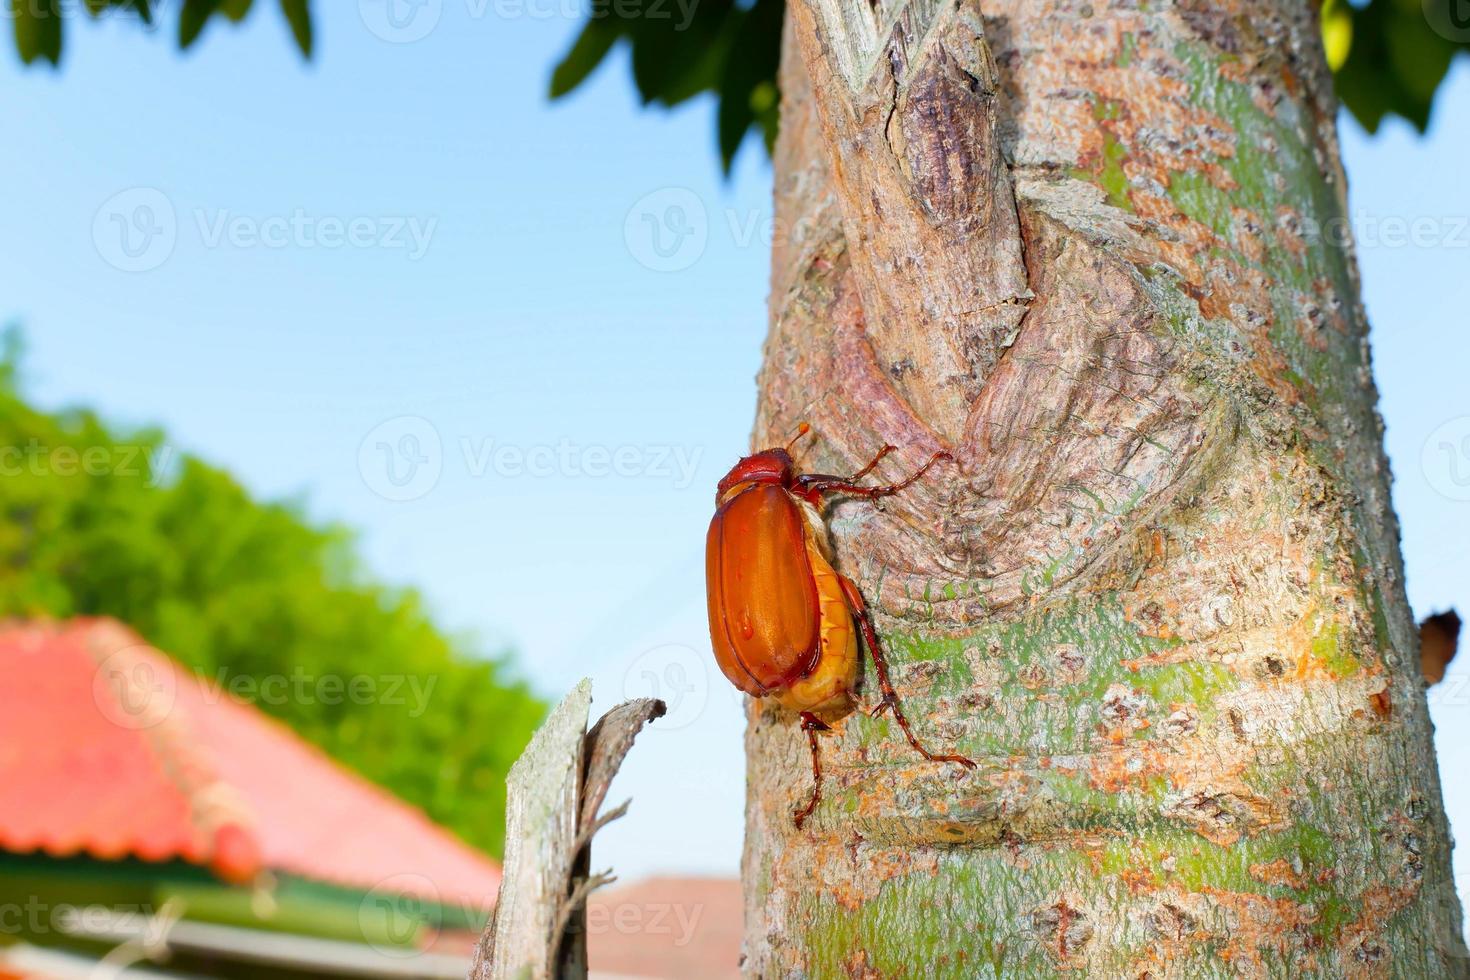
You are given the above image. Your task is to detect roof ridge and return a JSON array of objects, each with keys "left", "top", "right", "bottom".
[
  {"left": 81, "top": 621, "right": 264, "bottom": 885},
  {"left": 76, "top": 617, "right": 483, "bottom": 859}
]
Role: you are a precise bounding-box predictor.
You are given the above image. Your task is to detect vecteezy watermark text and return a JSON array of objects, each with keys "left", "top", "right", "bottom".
[
  {"left": 0, "top": 899, "right": 163, "bottom": 944},
  {"left": 206, "top": 668, "right": 438, "bottom": 718},
  {"left": 93, "top": 188, "right": 437, "bottom": 272},
  {"left": 195, "top": 209, "right": 436, "bottom": 259},
  {"left": 460, "top": 437, "right": 700, "bottom": 483},
  {"left": 624, "top": 185, "right": 1470, "bottom": 273},
  {"left": 578, "top": 900, "right": 704, "bottom": 945},
  {"left": 92, "top": 648, "right": 441, "bottom": 731},
  {"left": 359, "top": 0, "right": 699, "bottom": 44},
  {"left": 0, "top": 440, "right": 174, "bottom": 486},
  {"left": 358, "top": 416, "right": 703, "bottom": 501}
]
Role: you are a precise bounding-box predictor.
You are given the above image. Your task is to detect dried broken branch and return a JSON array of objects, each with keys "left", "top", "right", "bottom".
[{"left": 469, "top": 681, "right": 665, "bottom": 980}]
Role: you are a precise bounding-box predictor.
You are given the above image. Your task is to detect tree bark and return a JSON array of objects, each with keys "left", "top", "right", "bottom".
[{"left": 743, "top": 0, "right": 1467, "bottom": 976}]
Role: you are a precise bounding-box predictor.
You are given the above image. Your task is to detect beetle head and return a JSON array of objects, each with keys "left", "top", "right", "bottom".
[{"left": 716, "top": 449, "right": 793, "bottom": 502}]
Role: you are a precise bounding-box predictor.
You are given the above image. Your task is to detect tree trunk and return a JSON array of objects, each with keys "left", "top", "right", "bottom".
[{"left": 742, "top": 0, "right": 1466, "bottom": 976}]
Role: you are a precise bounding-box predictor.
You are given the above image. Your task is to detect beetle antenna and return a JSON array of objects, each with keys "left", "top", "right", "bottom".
[{"left": 785, "top": 422, "right": 812, "bottom": 455}]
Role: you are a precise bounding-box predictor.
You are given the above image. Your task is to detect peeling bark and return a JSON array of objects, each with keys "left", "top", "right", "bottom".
[{"left": 743, "top": 0, "right": 1466, "bottom": 976}]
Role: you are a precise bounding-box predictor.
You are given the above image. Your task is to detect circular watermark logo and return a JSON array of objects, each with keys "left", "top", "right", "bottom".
[
  {"left": 92, "top": 188, "right": 177, "bottom": 273},
  {"left": 359, "top": 0, "right": 443, "bottom": 42},
  {"left": 92, "top": 648, "right": 178, "bottom": 731},
  {"left": 622, "top": 644, "right": 709, "bottom": 729},
  {"left": 624, "top": 188, "right": 708, "bottom": 272},
  {"left": 358, "top": 416, "right": 443, "bottom": 501},
  {"left": 1424, "top": 0, "right": 1470, "bottom": 42},
  {"left": 1422, "top": 416, "right": 1470, "bottom": 502},
  {"left": 359, "top": 873, "right": 441, "bottom": 957}
]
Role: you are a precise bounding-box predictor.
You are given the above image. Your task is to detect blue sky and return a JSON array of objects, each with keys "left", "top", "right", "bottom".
[{"left": 3, "top": 5, "right": 1468, "bottom": 892}]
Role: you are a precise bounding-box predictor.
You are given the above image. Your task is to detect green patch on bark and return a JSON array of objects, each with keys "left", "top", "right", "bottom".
[
  {"left": 1309, "top": 554, "right": 1375, "bottom": 677},
  {"left": 794, "top": 828, "right": 1356, "bottom": 977},
  {"left": 1160, "top": 43, "right": 1392, "bottom": 574},
  {"left": 1311, "top": 619, "right": 1359, "bottom": 677},
  {"left": 794, "top": 792, "right": 1426, "bottom": 976},
  {"left": 858, "top": 596, "right": 1237, "bottom": 759},
  {"left": 1069, "top": 98, "right": 1134, "bottom": 213},
  {"left": 799, "top": 856, "right": 1073, "bottom": 977},
  {"left": 1168, "top": 41, "right": 1363, "bottom": 409},
  {"left": 1116, "top": 31, "right": 1137, "bottom": 68}
]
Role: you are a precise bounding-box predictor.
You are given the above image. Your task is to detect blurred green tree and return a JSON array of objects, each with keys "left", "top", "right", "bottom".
[
  {"left": 0, "top": 328, "right": 544, "bottom": 858},
  {"left": 7, "top": 0, "right": 1467, "bottom": 169}
]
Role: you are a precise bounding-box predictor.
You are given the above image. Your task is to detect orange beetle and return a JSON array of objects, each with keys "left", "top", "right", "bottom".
[{"left": 705, "top": 425, "right": 974, "bottom": 827}]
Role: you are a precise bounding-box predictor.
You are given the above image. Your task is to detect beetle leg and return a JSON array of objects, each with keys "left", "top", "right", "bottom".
[
  {"left": 837, "top": 573, "right": 976, "bottom": 771},
  {"left": 797, "top": 451, "right": 953, "bottom": 500},
  {"left": 846, "top": 443, "right": 897, "bottom": 481},
  {"left": 793, "top": 711, "right": 832, "bottom": 829}
]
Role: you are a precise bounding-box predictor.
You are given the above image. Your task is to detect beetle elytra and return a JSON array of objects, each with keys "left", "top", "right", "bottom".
[{"left": 705, "top": 425, "right": 975, "bottom": 828}]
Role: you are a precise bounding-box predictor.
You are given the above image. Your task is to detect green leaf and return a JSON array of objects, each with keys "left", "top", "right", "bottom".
[
  {"left": 13, "top": 0, "right": 62, "bottom": 66},
  {"left": 126, "top": 0, "right": 154, "bottom": 26},
  {"left": 628, "top": 0, "right": 737, "bottom": 108},
  {"left": 716, "top": 0, "right": 782, "bottom": 171},
  {"left": 179, "top": 0, "right": 226, "bottom": 47},
  {"left": 80, "top": 0, "right": 153, "bottom": 22},
  {"left": 279, "top": 0, "right": 311, "bottom": 56},
  {"left": 1330, "top": 0, "right": 1468, "bottom": 134},
  {"left": 716, "top": 79, "right": 751, "bottom": 170},
  {"left": 549, "top": 16, "right": 620, "bottom": 99},
  {"left": 220, "top": 0, "right": 253, "bottom": 21},
  {"left": 552, "top": 0, "right": 784, "bottom": 170},
  {"left": 1386, "top": 12, "right": 1454, "bottom": 100}
]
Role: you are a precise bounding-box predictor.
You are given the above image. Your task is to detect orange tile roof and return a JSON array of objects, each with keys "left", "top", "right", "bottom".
[
  {"left": 586, "top": 876, "right": 742, "bottom": 980},
  {"left": 0, "top": 619, "right": 501, "bottom": 910}
]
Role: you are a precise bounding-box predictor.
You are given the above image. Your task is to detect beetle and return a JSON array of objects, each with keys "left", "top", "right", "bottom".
[{"left": 705, "top": 425, "right": 975, "bottom": 828}]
